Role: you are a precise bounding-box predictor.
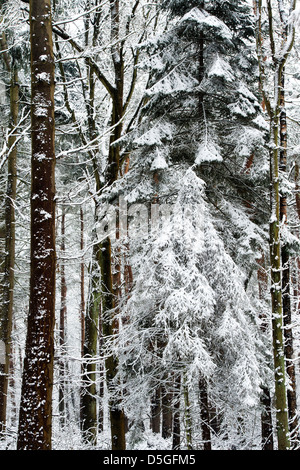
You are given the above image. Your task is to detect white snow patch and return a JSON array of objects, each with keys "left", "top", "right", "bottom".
[
  {"left": 151, "top": 149, "right": 168, "bottom": 171},
  {"left": 195, "top": 140, "right": 222, "bottom": 164},
  {"left": 207, "top": 56, "right": 234, "bottom": 82},
  {"left": 34, "top": 106, "right": 48, "bottom": 117},
  {"left": 0, "top": 340, "right": 5, "bottom": 365},
  {"left": 180, "top": 7, "right": 233, "bottom": 41},
  {"left": 36, "top": 72, "right": 51, "bottom": 83}
]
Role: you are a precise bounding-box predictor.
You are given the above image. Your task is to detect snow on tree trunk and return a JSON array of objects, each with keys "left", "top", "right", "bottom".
[{"left": 17, "top": 0, "right": 56, "bottom": 450}]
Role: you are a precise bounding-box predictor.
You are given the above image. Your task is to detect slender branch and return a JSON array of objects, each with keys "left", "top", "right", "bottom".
[{"left": 53, "top": 25, "right": 116, "bottom": 98}]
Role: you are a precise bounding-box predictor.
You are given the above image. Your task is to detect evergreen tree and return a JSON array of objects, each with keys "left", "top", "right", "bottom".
[{"left": 114, "top": 0, "right": 269, "bottom": 447}]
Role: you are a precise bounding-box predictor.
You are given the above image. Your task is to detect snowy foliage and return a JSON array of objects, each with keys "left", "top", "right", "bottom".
[{"left": 0, "top": 0, "right": 300, "bottom": 452}]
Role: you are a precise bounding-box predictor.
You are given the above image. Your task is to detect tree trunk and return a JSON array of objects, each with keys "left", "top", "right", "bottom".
[
  {"left": 279, "top": 72, "right": 298, "bottom": 446},
  {"left": 261, "top": 386, "right": 274, "bottom": 450},
  {"left": 100, "top": 235, "right": 126, "bottom": 450},
  {"left": 80, "top": 207, "right": 85, "bottom": 358},
  {"left": 0, "top": 61, "right": 18, "bottom": 433},
  {"left": 257, "top": 252, "right": 274, "bottom": 450},
  {"left": 80, "top": 21, "right": 100, "bottom": 444},
  {"left": 162, "top": 384, "right": 172, "bottom": 440},
  {"left": 59, "top": 206, "right": 67, "bottom": 426},
  {"left": 81, "top": 230, "right": 100, "bottom": 445},
  {"left": 17, "top": 0, "right": 56, "bottom": 450},
  {"left": 151, "top": 386, "right": 161, "bottom": 434},
  {"left": 199, "top": 377, "right": 211, "bottom": 450},
  {"left": 183, "top": 375, "right": 192, "bottom": 450},
  {"left": 269, "top": 113, "right": 290, "bottom": 450},
  {"left": 255, "top": 0, "right": 294, "bottom": 449},
  {"left": 172, "top": 374, "right": 181, "bottom": 450},
  {"left": 97, "top": 0, "right": 126, "bottom": 450}
]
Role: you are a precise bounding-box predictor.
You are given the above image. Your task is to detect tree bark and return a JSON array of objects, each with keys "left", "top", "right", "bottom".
[
  {"left": 162, "top": 384, "right": 172, "bottom": 440},
  {"left": 80, "top": 207, "right": 85, "bottom": 358},
  {"left": 172, "top": 374, "right": 181, "bottom": 450},
  {"left": 0, "top": 59, "right": 18, "bottom": 433},
  {"left": 183, "top": 375, "right": 192, "bottom": 450},
  {"left": 59, "top": 206, "right": 67, "bottom": 426},
  {"left": 261, "top": 386, "right": 274, "bottom": 450},
  {"left": 279, "top": 71, "right": 298, "bottom": 446},
  {"left": 81, "top": 234, "right": 100, "bottom": 445},
  {"left": 257, "top": 252, "right": 274, "bottom": 450},
  {"left": 199, "top": 377, "right": 211, "bottom": 450},
  {"left": 255, "top": 0, "right": 295, "bottom": 450},
  {"left": 17, "top": 0, "right": 56, "bottom": 450},
  {"left": 151, "top": 386, "right": 161, "bottom": 434},
  {"left": 269, "top": 114, "right": 290, "bottom": 450}
]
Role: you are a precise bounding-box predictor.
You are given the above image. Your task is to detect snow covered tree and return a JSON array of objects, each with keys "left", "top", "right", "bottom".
[
  {"left": 116, "top": 168, "right": 262, "bottom": 449},
  {"left": 111, "top": 0, "right": 273, "bottom": 449},
  {"left": 0, "top": 32, "right": 19, "bottom": 433},
  {"left": 0, "top": 0, "right": 298, "bottom": 451},
  {"left": 51, "top": 0, "right": 162, "bottom": 448}
]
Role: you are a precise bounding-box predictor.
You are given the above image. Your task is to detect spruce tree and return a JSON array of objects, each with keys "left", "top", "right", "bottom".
[{"left": 115, "top": 0, "right": 269, "bottom": 448}]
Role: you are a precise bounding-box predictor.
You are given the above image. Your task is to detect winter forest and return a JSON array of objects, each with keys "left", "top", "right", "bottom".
[{"left": 0, "top": 0, "right": 300, "bottom": 452}]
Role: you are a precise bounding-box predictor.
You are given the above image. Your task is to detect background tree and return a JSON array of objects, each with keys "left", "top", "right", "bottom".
[
  {"left": 255, "top": 0, "right": 298, "bottom": 450},
  {"left": 0, "top": 34, "right": 19, "bottom": 434}
]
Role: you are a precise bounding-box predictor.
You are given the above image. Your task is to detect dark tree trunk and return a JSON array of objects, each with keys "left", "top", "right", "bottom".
[
  {"left": 151, "top": 386, "right": 161, "bottom": 434},
  {"left": 257, "top": 253, "right": 274, "bottom": 450},
  {"left": 172, "top": 375, "right": 181, "bottom": 450},
  {"left": 279, "top": 72, "right": 298, "bottom": 446},
  {"left": 261, "top": 386, "right": 274, "bottom": 450},
  {"left": 17, "top": 0, "right": 56, "bottom": 450},
  {"left": 199, "top": 377, "right": 211, "bottom": 450},
  {"left": 162, "top": 384, "right": 173, "bottom": 439}
]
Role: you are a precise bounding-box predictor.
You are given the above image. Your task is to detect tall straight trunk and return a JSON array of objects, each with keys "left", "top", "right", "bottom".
[
  {"left": 17, "top": 0, "right": 56, "bottom": 450},
  {"left": 257, "top": 252, "right": 274, "bottom": 450},
  {"left": 97, "top": 0, "right": 126, "bottom": 450},
  {"left": 172, "top": 374, "right": 181, "bottom": 450},
  {"left": 183, "top": 376, "right": 192, "bottom": 450},
  {"left": 80, "top": 49, "right": 99, "bottom": 445},
  {"left": 162, "top": 383, "right": 172, "bottom": 439},
  {"left": 100, "top": 236, "right": 126, "bottom": 450},
  {"left": 79, "top": 206, "right": 85, "bottom": 429},
  {"left": 80, "top": 207, "right": 85, "bottom": 358},
  {"left": 59, "top": 206, "right": 67, "bottom": 426},
  {"left": 98, "top": 313, "right": 104, "bottom": 433},
  {"left": 261, "top": 386, "right": 274, "bottom": 450},
  {"left": 0, "top": 61, "right": 18, "bottom": 433},
  {"left": 81, "top": 232, "right": 100, "bottom": 445},
  {"left": 151, "top": 386, "right": 161, "bottom": 434},
  {"left": 199, "top": 377, "right": 211, "bottom": 450},
  {"left": 255, "top": 0, "right": 296, "bottom": 450},
  {"left": 269, "top": 113, "right": 290, "bottom": 450},
  {"left": 279, "top": 72, "right": 298, "bottom": 445}
]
